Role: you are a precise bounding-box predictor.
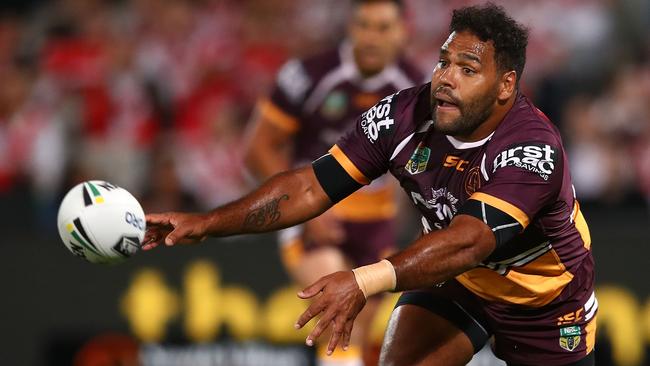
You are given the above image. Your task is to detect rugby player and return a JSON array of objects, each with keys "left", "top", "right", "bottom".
[
  {"left": 244, "top": 0, "right": 422, "bottom": 363},
  {"left": 145, "top": 4, "right": 596, "bottom": 365}
]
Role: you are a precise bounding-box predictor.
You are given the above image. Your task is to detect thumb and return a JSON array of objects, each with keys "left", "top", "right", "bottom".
[
  {"left": 165, "top": 226, "right": 188, "bottom": 246},
  {"left": 298, "top": 277, "right": 327, "bottom": 299}
]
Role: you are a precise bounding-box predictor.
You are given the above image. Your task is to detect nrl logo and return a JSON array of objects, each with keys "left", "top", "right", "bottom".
[
  {"left": 405, "top": 143, "right": 431, "bottom": 175},
  {"left": 559, "top": 326, "right": 581, "bottom": 352}
]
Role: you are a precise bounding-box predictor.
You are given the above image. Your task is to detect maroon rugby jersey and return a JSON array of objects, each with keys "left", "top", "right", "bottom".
[
  {"left": 258, "top": 42, "right": 424, "bottom": 221},
  {"left": 330, "top": 83, "right": 594, "bottom": 309}
]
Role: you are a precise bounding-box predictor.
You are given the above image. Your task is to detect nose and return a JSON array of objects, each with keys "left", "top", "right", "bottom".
[
  {"left": 433, "top": 66, "right": 456, "bottom": 90},
  {"left": 360, "top": 28, "right": 383, "bottom": 49}
]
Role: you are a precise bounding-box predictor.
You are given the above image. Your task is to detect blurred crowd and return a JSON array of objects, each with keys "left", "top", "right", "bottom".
[{"left": 0, "top": 0, "right": 648, "bottom": 233}]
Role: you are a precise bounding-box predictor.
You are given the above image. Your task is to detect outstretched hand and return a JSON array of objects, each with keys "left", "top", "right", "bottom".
[
  {"left": 142, "top": 212, "right": 209, "bottom": 250},
  {"left": 295, "top": 271, "right": 366, "bottom": 355}
]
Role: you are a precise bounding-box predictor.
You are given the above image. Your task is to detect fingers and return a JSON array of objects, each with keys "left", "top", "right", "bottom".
[
  {"left": 295, "top": 299, "right": 325, "bottom": 330},
  {"left": 145, "top": 213, "right": 172, "bottom": 225},
  {"left": 142, "top": 226, "right": 170, "bottom": 250},
  {"left": 341, "top": 318, "right": 354, "bottom": 351},
  {"left": 141, "top": 241, "right": 159, "bottom": 251},
  {"left": 165, "top": 225, "right": 192, "bottom": 246},
  {"left": 326, "top": 316, "right": 345, "bottom": 355},
  {"left": 142, "top": 212, "right": 208, "bottom": 250},
  {"left": 143, "top": 213, "right": 173, "bottom": 250},
  {"left": 302, "top": 313, "right": 352, "bottom": 355},
  {"left": 297, "top": 277, "right": 327, "bottom": 299},
  {"left": 306, "top": 308, "right": 336, "bottom": 347}
]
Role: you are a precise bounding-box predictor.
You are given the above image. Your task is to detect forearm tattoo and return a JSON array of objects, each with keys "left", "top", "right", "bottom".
[{"left": 242, "top": 194, "right": 290, "bottom": 230}]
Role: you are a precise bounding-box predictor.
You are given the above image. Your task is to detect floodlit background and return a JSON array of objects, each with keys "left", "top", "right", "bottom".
[{"left": 0, "top": 0, "right": 648, "bottom": 365}]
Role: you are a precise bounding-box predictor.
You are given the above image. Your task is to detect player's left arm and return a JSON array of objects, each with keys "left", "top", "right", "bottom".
[
  {"left": 294, "top": 212, "right": 497, "bottom": 354},
  {"left": 294, "top": 154, "right": 500, "bottom": 353}
]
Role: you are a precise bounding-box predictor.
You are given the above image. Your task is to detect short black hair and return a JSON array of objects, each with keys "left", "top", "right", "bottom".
[{"left": 450, "top": 3, "right": 528, "bottom": 85}]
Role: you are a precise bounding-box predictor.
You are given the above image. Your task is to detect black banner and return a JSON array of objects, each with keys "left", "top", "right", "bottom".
[{"left": 1, "top": 205, "right": 648, "bottom": 366}]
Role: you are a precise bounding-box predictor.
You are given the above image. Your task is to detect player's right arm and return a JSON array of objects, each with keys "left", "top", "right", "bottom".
[
  {"left": 143, "top": 165, "right": 339, "bottom": 249},
  {"left": 244, "top": 102, "right": 294, "bottom": 181},
  {"left": 244, "top": 58, "right": 310, "bottom": 180}
]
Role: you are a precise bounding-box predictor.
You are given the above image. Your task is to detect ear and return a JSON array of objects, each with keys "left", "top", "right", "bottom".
[{"left": 497, "top": 71, "right": 517, "bottom": 101}]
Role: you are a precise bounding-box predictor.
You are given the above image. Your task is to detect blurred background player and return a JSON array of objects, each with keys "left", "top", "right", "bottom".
[{"left": 244, "top": 0, "right": 423, "bottom": 364}]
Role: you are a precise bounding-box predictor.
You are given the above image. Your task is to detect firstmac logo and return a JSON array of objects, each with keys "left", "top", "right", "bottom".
[
  {"left": 361, "top": 93, "right": 396, "bottom": 143},
  {"left": 493, "top": 143, "right": 558, "bottom": 181}
]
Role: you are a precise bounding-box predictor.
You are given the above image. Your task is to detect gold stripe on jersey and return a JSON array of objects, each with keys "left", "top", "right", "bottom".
[
  {"left": 470, "top": 192, "right": 530, "bottom": 228},
  {"left": 585, "top": 315, "right": 597, "bottom": 355},
  {"left": 331, "top": 186, "right": 396, "bottom": 221},
  {"left": 456, "top": 249, "right": 573, "bottom": 307},
  {"left": 575, "top": 209, "right": 591, "bottom": 250},
  {"left": 258, "top": 99, "right": 300, "bottom": 133},
  {"left": 329, "top": 145, "right": 371, "bottom": 185}
]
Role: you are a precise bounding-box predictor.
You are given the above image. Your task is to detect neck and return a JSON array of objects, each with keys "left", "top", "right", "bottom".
[
  {"left": 455, "top": 93, "right": 517, "bottom": 142},
  {"left": 354, "top": 54, "right": 383, "bottom": 78}
]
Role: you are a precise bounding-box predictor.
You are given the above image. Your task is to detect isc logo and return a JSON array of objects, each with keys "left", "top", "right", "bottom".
[
  {"left": 443, "top": 155, "right": 469, "bottom": 171},
  {"left": 557, "top": 308, "right": 584, "bottom": 326},
  {"left": 125, "top": 212, "right": 145, "bottom": 231}
]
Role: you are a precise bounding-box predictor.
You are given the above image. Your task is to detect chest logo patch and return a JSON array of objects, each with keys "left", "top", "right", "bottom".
[
  {"left": 559, "top": 326, "right": 581, "bottom": 352},
  {"left": 321, "top": 91, "right": 348, "bottom": 120},
  {"left": 405, "top": 143, "right": 431, "bottom": 175}
]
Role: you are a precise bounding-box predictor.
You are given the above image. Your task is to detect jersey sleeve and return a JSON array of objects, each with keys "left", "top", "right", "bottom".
[
  {"left": 469, "top": 126, "right": 564, "bottom": 230},
  {"left": 329, "top": 92, "right": 408, "bottom": 184},
  {"left": 258, "top": 58, "right": 312, "bottom": 133}
]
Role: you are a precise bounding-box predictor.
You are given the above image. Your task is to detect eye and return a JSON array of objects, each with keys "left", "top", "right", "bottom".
[
  {"left": 438, "top": 59, "right": 448, "bottom": 68},
  {"left": 462, "top": 67, "right": 476, "bottom": 75}
]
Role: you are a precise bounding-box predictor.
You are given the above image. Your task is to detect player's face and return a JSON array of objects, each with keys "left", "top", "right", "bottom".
[
  {"left": 430, "top": 31, "right": 500, "bottom": 137},
  {"left": 349, "top": 2, "right": 405, "bottom": 76}
]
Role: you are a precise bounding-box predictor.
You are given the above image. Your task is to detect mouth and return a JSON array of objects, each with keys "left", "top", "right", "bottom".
[
  {"left": 434, "top": 92, "right": 460, "bottom": 112},
  {"left": 359, "top": 47, "right": 383, "bottom": 60}
]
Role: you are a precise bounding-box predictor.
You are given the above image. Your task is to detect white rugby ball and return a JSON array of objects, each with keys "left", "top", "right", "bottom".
[{"left": 57, "top": 180, "right": 146, "bottom": 264}]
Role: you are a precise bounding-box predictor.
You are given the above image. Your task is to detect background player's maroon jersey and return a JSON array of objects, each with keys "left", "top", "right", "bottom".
[
  {"left": 259, "top": 43, "right": 424, "bottom": 221},
  {"left": 331, "top": 83, "right": 594, "bottom": 308}
]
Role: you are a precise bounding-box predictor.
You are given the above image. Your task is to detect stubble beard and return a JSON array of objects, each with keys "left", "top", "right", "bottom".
[{"left": 431, "top": 87, "right": 498, "bottom": 137}]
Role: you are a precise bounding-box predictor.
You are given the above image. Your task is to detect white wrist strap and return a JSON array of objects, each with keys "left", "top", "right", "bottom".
[{"left": 352, "top": 259, "right": 397, "bottom": 298}]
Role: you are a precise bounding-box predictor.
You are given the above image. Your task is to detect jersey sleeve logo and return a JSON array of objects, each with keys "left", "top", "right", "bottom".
[
  {"left": 360, "top": 93, "right": 397, "bottom": 144},
  {"left": 492, "top": 142, "right": 558, "bottom": 181},
  {"left": 276, "top": 59, "right": 311, "bottom": 104}
]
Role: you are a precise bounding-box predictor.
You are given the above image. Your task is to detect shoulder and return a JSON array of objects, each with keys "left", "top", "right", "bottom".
[
  {"left": 491, "top": 94, "right": 562, "bottom": 148},
  {"left": 358, "top": 83, "right": 430, "bottom": 145},
  {"left": 487, "top": 94, "right": 564, "bottom": 180},
  {"left": 275, "top": 48, "right": 341, "bottom": 104}
]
